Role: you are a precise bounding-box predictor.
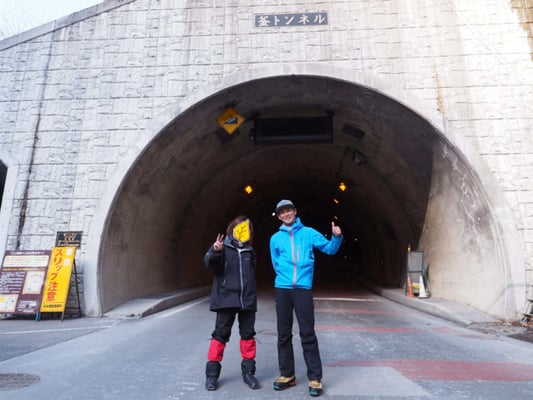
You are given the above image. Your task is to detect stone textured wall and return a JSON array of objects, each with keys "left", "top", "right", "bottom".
[{"left": 0, "top": 0, "right": 531, "bottom": 309}]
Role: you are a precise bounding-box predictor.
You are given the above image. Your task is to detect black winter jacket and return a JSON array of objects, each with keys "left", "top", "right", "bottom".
[{"left": 203, "top": 236, "right": 257, "bottom": 311}]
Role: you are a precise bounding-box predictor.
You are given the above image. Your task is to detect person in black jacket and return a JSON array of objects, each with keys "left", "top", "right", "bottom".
[{"left": 203, "top": 215, "right": 260, "bottom": 391}]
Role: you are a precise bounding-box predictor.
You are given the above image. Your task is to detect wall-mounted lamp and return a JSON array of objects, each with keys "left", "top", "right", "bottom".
[
  {"left": 338, "top": 181, "right": 347, "bottom": 192},
  {"left": 244, "top": 184, "right": 253, "bottom": 195},
  {"left": 333, "top": 198, "right": 340, "bottom": 205}
]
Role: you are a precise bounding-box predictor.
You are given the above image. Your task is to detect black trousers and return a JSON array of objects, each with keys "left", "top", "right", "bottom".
[
  {"left": 212, "top": 309, "right": 256, "bottom": 343},
  {"left": 275, "top": 288, "right": 322, "bottom": 380}
]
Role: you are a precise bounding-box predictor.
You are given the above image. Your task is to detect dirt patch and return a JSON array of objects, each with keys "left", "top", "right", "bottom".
[{"left": 468, "top": 321, "right": 533, "bottom": 344}]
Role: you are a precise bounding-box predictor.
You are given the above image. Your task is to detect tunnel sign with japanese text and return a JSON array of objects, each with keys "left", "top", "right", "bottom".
[{"left": 255, "top": 12, "right": 328, "bottom": 27}]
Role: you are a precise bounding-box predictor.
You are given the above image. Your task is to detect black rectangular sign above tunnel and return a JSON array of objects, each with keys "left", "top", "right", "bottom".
[{"left": 250, "top": 114, "right": 333, "bottom": 145}]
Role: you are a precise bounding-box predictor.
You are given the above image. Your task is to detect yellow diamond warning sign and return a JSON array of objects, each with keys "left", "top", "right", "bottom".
[{"left": 217, "top": 108, "right": 244, "bottom": 135}]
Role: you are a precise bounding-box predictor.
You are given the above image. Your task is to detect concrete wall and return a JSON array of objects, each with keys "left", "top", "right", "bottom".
[{"left": 0, "top": 0, "right": 531, "bottom": 318}]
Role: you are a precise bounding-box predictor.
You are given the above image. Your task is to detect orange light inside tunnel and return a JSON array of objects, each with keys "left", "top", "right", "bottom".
[
  {"left": 244, "top": 184, "right": 253, "bottom": 195},
  {"left": 338, "top": 181, "right": 347, "bottom": 191}
]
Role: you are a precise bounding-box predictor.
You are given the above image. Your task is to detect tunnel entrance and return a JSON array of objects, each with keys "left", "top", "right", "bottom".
[{"left": 97, "top": 74, "right": 519, "bottom": 320}]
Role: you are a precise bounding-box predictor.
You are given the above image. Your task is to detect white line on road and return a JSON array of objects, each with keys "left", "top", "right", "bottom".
[
  {"left": 152, "top": 297, "right": 209, "bottom": 319},
  {"left": 314, "top": 297, "right": 380, "bottom": 302},
  {"left": 0, "top": 326, "right": 114, "bottom": 335}
]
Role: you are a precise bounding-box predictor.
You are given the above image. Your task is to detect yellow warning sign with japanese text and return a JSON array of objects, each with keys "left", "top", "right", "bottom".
[
  {"left": 217, "top": 108, "right": 244, "bottom": 134},
  {"left": 40, "top": 247, "right": 76, "bottom": 313}
]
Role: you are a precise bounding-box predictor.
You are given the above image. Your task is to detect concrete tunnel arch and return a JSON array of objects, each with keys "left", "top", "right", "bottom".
[{"left": 89, "top": 71, "right": 524, "bottom": 320}]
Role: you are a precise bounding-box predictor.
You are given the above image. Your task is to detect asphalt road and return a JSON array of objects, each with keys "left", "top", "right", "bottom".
[{"left": 1, "top": 288, "right": 533, "bottom": 399}]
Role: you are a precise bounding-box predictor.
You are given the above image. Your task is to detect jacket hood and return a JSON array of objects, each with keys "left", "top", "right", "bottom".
[
  {"left": 278, "top": 217, "right": 304, "bottom": 232},
  {"left": 224, "top": 234, "right": 251, "bottom": 249}
]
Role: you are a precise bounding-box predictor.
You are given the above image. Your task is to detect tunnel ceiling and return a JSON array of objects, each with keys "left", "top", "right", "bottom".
[
  {"left": 146, "top": 75, "right": 435, "bottom": 236},
  {"left": 100, "top": 75, "right": 438, "bottom": 311}
]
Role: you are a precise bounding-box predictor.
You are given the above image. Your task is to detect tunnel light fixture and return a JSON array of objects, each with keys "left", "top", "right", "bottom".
[
  {"left": 338, "top": 181, "right": 347, "bottom": 192},
  {"left": 244, "top": 184, "right": 253, "bottom": 195},
  {"left": 333, "top": 198, "right": 339, "bottom": 205}
]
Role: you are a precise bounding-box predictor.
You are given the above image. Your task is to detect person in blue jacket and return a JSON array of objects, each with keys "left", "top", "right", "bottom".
[
  {"left": 203, "top": 215, "right": 260, "bottom": 391},
  {"left": 270, "top": 199, "right": 343, "bottom": 397}
]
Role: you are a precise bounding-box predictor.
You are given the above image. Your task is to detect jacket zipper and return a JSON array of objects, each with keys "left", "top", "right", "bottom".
[
  {"left": 290, "top": 228, "right": 297, "bottom": 287},
  {"left": 238, "top": 248, "right": 244, "bottom": 307}
]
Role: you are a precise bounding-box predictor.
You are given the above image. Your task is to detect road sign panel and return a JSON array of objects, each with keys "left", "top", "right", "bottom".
[{"left": 217, "top": 108, "right": 244, "bottom": 134}]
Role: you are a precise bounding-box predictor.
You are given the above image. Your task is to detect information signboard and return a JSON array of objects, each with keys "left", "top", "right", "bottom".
[
  {"left": 0, "top": 250, "right": 51, "bottom": 314},
  {"left": 40, "top": 247, "right": 77, "bottom": 314},
  {"left": 55, "top": 231, "right": 83, "bottom": 248}
]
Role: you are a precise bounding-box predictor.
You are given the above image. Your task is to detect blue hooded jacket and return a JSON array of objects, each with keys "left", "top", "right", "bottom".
[{"left": 270, "top": 217, "right": 343, "bottom": 289}]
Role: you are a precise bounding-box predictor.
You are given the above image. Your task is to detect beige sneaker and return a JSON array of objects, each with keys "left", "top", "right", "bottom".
[
  {"left": 309, "top": 379, "right": 323, "bottom": 396},
  {"left": 273, "top": 375, "right": 296, "bottom": 390}
]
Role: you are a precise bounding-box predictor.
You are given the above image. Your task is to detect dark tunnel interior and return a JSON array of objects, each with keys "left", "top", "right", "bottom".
[{"left": 99, "top": 75, "right": 437, "bottom": 312}]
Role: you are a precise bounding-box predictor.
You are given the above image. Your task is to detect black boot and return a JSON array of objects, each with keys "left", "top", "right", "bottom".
[
  {"left": 241, "top": 359, "right": 260, "bottom": 389},
  {"left": 205, "top": 361, "right": 221, "bottom": 391}
]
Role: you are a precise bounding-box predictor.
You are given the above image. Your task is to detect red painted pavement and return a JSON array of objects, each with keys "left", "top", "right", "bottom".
[
  {"left": 325, "top": 359, "right": 533, "bottom": 382},
  {"left": 315, "top": 307, "right": 401, "bottom": 315},
  {"left": 317, "top": 324, "right": 420, "bottom": 333},
  {"left": 315, "top": 296, "right": 533, "bottom": 382}
]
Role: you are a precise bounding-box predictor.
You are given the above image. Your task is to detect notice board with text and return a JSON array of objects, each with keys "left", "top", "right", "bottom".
[{"left": 0, "top": 250, "right": 51, "bottom": 314}]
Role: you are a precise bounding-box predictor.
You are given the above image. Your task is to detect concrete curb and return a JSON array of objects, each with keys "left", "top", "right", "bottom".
[
  {"left": 103, "top": 280, "right": 500, "bottom": 327},
  {"left": 359, "top": 279, "right": 499, "bottom": 326},
  {"left": 104, "top": 286, "right": 210, "bottom": 318}
]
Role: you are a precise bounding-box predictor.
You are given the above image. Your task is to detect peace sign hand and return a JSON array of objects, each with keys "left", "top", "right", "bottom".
[{"left": 213, "top": 234, "right": 224, "bottom": 251}]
